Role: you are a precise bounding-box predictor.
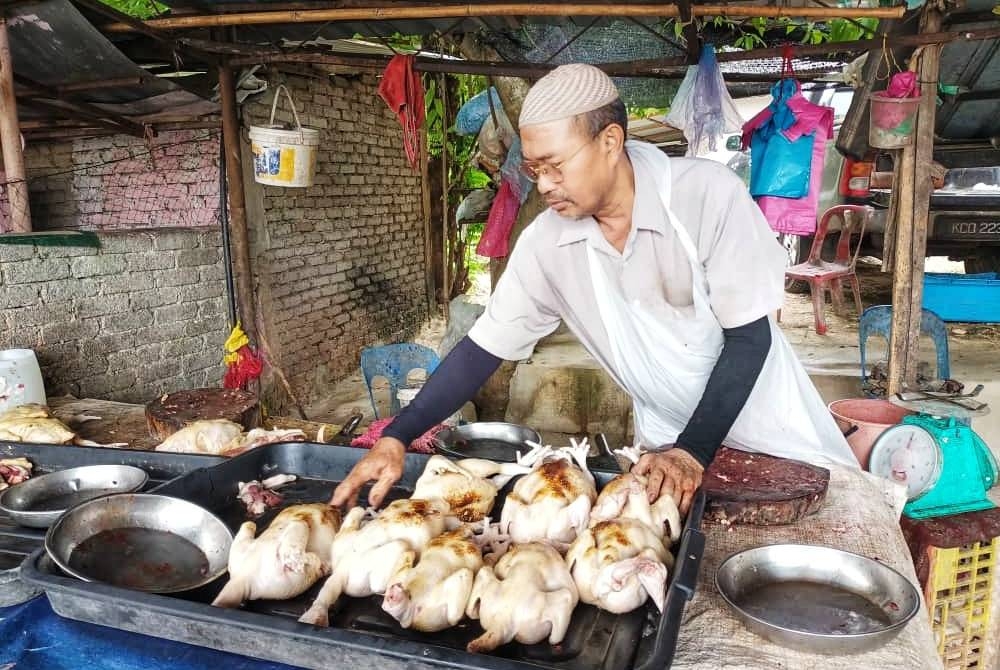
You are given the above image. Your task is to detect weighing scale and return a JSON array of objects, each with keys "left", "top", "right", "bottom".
[{"left": 869, "top": 414, "right": 998, "bottom": 519}]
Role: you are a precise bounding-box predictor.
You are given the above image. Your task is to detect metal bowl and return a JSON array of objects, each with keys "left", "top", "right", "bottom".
[
  {"left": 45, "top": 493, "right": 233, "bottom": 593},
  {"left": 433, "top": 422, "right": 541, "bottom": 462},
  {"left": 0, "top": 464, "right": 149, "bottom": 528},
  {"left": 715, "top": 543, "right": 920, "bottom": 654}
]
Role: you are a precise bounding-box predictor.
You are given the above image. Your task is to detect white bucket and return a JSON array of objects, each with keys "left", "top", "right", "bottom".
[
  {"left": 0, "top": 349, "right": 46, "bottom": 415},
  {"left": 249, "top": 85, "right": 320, "bottom": 188}
]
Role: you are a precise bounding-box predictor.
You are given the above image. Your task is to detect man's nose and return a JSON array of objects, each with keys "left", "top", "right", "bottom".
[{"left": 536, "top": 173, "right": 558, "bottom": 195}]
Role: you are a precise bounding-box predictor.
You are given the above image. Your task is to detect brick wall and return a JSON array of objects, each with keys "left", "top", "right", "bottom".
[
  {"left": 0, "top": 229, "right": 228, "bottom": 402},
  {"left": 0, "top": 72, "right": 430, "bottom": 409},
  {"left": 243, "top": 72, "right": 429, "bottom": 405},
  {"left": 6, "top": 130, "right": 220, "bottom": 232}
]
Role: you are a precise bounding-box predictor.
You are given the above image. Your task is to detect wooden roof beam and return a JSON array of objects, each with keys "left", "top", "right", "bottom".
[
  {"left": 101, "top": 3, "right": 906, "bottom": 32},
  {"left": 15, "top": 74, "right": 148, "bottom": 137}
]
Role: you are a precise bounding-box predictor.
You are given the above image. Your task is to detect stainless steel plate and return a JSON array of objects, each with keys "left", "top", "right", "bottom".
[
  {"left": 433, "top": 422, "right": 541, "bottom": 462},
  {"left": 0, "top": 464, "right": 149, "bottom": 528},
  {"left": 716, "top": 543, "right": 920, "bottom": 654},
  {"left": 45, "top": 493, "right": 232, "bottom": 593}
]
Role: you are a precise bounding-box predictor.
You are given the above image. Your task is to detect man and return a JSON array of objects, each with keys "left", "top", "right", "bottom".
[{"left": 331, "top": 64, "right": 857, "bottom": 515}]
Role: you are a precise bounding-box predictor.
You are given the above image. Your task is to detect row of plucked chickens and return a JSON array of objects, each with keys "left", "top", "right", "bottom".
[
  {"left": 0, "top": 403, "right": 307, "bottom": 455},
  {"left": 211, "top": 438, "right": 682, "bottom": 654}
]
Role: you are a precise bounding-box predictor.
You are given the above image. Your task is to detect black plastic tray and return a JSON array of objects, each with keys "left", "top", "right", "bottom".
[
  {"left": 0, "top": 442, "right": 224, "bottom": 567},
  {"left": 21, "top": 442, "right": 705, "bottom": 670}
]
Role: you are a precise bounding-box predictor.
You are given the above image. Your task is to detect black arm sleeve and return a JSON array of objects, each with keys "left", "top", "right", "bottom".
[
  {"left": 381, "top": 336, "right": 502, "bottom": 445},
  {"left": 674, "top": 316, "right": 772, "bottom": 468}
]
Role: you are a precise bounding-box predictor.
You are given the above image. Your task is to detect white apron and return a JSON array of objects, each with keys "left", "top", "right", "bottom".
[{"left": 585, "top": 148, "right": 858, "bottom": 469}]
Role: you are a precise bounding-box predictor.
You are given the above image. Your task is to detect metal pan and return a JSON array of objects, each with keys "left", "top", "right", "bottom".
[
  {"left": 715, "top": 543, "right": 920, "bottom": 654},
  {"left": 45, "top": 493, "right": 232, "bottom": 593},
  {"left": 433, "top": 422, "right": 541, "bottom": 462},
  {"left": 1, "top": 464, "right": 149, "bottom": 528}
]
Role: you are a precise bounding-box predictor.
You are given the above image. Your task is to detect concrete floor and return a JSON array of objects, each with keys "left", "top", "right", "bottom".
[{"left": 310, "top": 258, "right": 1000, "bottom": 457}]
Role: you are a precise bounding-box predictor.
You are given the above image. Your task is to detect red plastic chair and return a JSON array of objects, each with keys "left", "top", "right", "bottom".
[{"left": 783, "top": 204, "right": 874, "bottom": 335}]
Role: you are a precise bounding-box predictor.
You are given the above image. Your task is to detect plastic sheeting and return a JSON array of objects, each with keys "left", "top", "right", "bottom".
[{"left": 0, "top": 596, "right": 297, "bottom": 670}]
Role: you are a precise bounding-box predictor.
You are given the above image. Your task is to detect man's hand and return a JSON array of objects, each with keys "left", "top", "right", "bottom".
[
  {"left": 329, "top": 437, "right": 406, "bottom": 509},
  {"left": 632, "top": 447, "right": 704, "bottom": 516}
]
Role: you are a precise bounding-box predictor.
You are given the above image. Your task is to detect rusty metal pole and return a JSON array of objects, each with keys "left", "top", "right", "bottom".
[
  {"left": 0, "top": 18, "right": 31, "bottom": 233},
  {"left": 218, "top": 63, "right": 257, "bottom": 343}
]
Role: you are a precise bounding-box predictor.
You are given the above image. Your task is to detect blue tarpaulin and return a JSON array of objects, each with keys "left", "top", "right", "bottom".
[{"left": 0, "top": 596, "right": 300, "bottom": 670}]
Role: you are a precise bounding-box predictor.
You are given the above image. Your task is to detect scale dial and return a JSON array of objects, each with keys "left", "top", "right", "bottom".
[{"left": 869, "top": 424, "right": 943, "bottom": 501}]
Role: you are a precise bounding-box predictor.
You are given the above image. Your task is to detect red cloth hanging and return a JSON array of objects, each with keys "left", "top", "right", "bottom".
[
  {"left": 378, "top": 55, "right": 426, "bottom": 170},
  {"left": 223, "top": 346, "right": 264, "bottom": 390},
  {"left": 476, "top": 178, "right": 520, "bottom": 258}
]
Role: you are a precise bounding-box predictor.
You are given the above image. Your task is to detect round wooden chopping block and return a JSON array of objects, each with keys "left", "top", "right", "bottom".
[
  {"left": 702, "top": 447, "right": 831, "bottom": 526},
  {"left": 145, "top": 387, "right": 260, "bottom": 441}
]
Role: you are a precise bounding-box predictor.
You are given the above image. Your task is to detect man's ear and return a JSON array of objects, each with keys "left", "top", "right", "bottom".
[{"left": 601, "top": 123, "right": 626, "bottom": 155}]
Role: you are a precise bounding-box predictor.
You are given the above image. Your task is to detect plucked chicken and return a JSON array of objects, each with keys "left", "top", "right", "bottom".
[
  {"left": 212, "top": 503, "right": 342, "bottom": 608},
  {"left": 381, "top": 525, "right": 484, "bottom": 632},
  {"left": 465, "top": 542, "right": 579, "bottom": 653},
  {"left": 565, "top": 472, "right": 681, "bottom": 613},
  {"left": 299, "top": 498, "right": 449, "bottom": 627},
  {"left": 499, "top": 439, "right": 597, "bottom": 548},
  {"left": 0, "top": 404, "right": 125, "bottom": 447},
  {"left": 589, "top": 471, "right": 681, "bottom": 544},
  {"left": 154, "top": 420, "right": 305, "bottom": 456},
  {"left": 565, "top": 519, "right": 674, "bottom": 613},
  {"left": 411, "top": 455, "right": 531, "bottom": 523}
]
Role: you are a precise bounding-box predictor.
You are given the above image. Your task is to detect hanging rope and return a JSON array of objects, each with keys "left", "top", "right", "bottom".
[{"left": 874, "top": 33, "right": 903, "bottom": 82}]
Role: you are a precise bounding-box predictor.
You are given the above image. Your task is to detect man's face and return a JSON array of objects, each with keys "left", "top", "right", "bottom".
[{"left": 520, "top": 118, "right": 615, "bottom": 219}]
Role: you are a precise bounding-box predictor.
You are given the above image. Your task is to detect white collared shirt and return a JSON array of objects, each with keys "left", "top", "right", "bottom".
[{"left": 468, "top": 142, "right": 786, "bottom": 363}]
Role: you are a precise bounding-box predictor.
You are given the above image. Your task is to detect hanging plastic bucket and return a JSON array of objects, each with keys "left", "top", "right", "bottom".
[
  {"left": 248, "top": 85, "right": 319, "bottom": 188},
  {"left": 828, "top": 399, "right": 914, "bottom": 469},
  {"left": 869, "top": 93, "right": 921, "bottom": 149}
]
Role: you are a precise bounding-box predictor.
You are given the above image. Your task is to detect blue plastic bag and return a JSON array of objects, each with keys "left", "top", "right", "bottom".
[
  {"left": 455, "top": 87, "right": 505, "bottom": 136},
  {"left": 747, "top": 79, "right": 814, "bottom": 198}
]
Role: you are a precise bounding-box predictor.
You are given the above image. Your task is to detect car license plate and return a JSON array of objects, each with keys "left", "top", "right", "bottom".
[{"left": 935, "top": 217, "right": 1000, "bottom": 240}]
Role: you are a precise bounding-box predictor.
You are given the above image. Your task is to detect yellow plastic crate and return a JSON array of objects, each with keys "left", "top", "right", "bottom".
[{"left": 926, "top": 538, "right": 998, "bottom": 669}]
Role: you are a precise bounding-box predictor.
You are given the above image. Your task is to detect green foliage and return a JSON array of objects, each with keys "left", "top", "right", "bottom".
[
  {"left": 97, "top": 0, "right": 168, "bottom": 19},
  {"left": 628, "top": 105, "right": 669, "bottom": 119},
  {"left": 668, "top": 15, "right": 878, "bottom": 51}
]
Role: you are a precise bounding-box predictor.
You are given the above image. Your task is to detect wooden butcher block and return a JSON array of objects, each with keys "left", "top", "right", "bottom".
[
  {"left": 145, "top": 387, "right": 259, "bottom": 441},
  {"left": 702, "top": 447, "right": 830, "bottom": 526}
]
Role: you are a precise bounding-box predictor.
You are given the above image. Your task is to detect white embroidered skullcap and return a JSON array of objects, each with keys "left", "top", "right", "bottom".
[{"left": 519, "top": 63, "right": 620, "bottom": 128}]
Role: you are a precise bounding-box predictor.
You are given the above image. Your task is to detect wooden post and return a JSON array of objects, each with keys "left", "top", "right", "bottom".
[
  {"left": 439, "top": 72, "right": 449, "bottom": 311},
  {"left": 420, "top": 121, "right": 435, "bottom": 313},
  {"left": 0, "top": 18, "right": 30, "bottom": 233},
  {"left": 218, "top": 64, "right": 257, "bottom": 343},
  {"left": 887, "top": 8, "right": 943, "bottom": 395}
]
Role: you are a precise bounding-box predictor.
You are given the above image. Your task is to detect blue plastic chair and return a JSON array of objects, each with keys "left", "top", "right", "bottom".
[
  {"left": 360, "top": 343, "right": 440, "bottom": 418},
  {"left": 859, "top": 305, "right": 950, "bottom": 383}
]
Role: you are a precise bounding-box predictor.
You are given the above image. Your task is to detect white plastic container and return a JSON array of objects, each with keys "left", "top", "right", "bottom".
[
  {"left": 397, "top": 387, "right": 420, "bottom": 409},
  {"left": 0, "top": 349, "right": 46, "bottom": 414},
  {"left": 249, "top": 84, "right": 320, "bottom": 188}
]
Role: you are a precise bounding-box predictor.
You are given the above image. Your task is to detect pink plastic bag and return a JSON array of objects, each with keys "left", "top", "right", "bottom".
[
  {"left": 886, "top": 71, "right": 920, "bottom": 98},
  {"left": 752, "top": 89, "right": 834, "bottom": 235},
  {"left": 476, "top": 178, "right": 520, "bottom": 258},
  {"left": 351, "top": 417, "right": 443, "bottom": 454}
]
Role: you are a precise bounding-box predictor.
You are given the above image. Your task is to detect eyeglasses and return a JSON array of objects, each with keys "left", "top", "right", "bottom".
[{"left": 519, "top": 133, "right": 599, "bottom": 183}]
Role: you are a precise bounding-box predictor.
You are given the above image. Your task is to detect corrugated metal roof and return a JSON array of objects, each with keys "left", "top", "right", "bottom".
[{"left": 8, "top": 0, "right": 218, "bottom": 130}]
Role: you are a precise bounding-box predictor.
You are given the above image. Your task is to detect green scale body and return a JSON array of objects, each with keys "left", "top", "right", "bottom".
[{"left": 869, "top": 414, "right": 998, "bottom": 520}]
